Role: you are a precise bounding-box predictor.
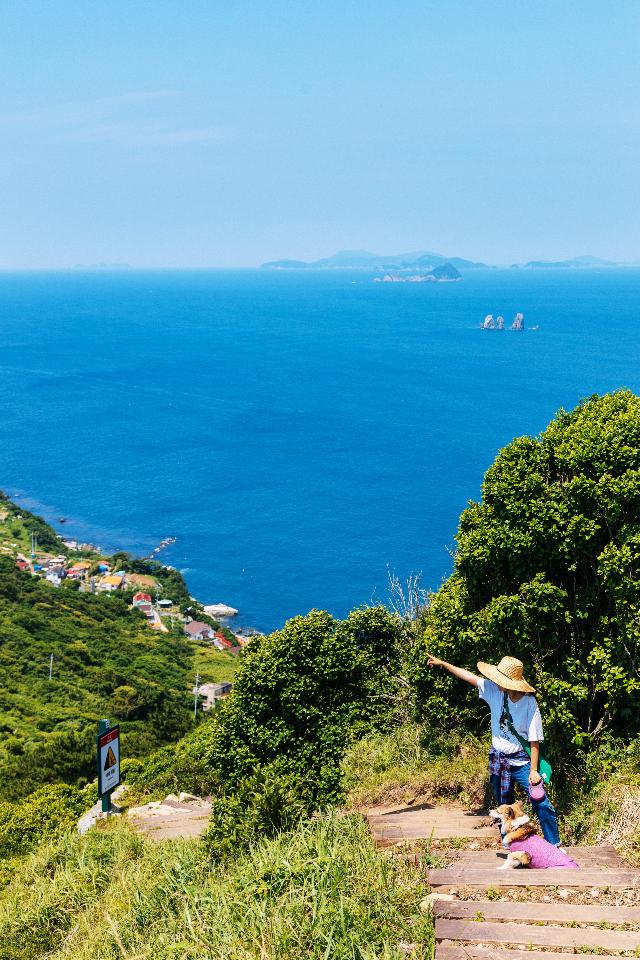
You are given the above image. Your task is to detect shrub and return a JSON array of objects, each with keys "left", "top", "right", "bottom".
[
  {"left": 200, "top": 767, "right": 308, "bottom": 862},
  {"left": 205, "top": 607, "right": 404, "bottom": 806},
  {"left": 0, "top": 783, "right": 87, "bottom": 859}
]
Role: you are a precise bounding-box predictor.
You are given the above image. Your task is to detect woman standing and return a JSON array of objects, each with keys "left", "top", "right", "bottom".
[{"left": 427, "top": 653, "right": 562, "bottom": 847}]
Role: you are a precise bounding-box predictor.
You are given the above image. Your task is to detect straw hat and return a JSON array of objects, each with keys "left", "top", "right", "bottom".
[{"left": 477, "top": 656, "right": 536, "bottom": 694}]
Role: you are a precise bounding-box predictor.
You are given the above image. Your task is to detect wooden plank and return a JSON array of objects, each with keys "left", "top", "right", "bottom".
[
  {"left": 372, "top": 813, "right": 490, "bottom": 819},
  {"left": 438, "top": 845, "right": 622, "bottom": 865},
  {"left": 435, "top": 919, "right": 640, "bottom": 950},
  {"left": 369, "top": 812, "right": 496, "bottom": 840},
  {"left": 433, "top": 898, "right": 640, "bottom": 923},
  {"left": 374, "top": 827, "right": 497, "bottom": 840},
  {"left": 428, "top": 866, "right": 640, "bottom": 887},
  {"left": 369, "top": 818, "right": 493, "bottom": 829},
  {"left": 437, "top": 948, "right": 622, "bottom": 960}
]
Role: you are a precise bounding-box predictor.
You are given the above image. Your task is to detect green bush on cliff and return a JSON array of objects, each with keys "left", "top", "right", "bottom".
[
  {"left": 206, "top": 606, "right": 404, "bottom": 806},
  {"left": 0, "top": 783, "right": 87, "bottom": 861},
  {"left": 412, "top": 390, "right": 640, "bottom": 767}
]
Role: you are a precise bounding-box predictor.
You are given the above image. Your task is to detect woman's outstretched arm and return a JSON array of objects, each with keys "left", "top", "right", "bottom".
[{"left": 426, "top": 654, "right": 480, "bottom": 688}]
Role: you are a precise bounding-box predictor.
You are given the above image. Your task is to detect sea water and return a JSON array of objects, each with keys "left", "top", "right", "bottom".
[{"left": 1, "top": 267, "right": 639, "bottom": 632}]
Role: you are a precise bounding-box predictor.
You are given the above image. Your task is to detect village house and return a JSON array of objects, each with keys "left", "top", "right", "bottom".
[
  {"left": 97, "top": 572, "right": 126, "bottom": 593},
  {"left": 157, "top": 598, "right": 174, "bottom": 613},
  {"left": 132, "top": 591, "right": 152, "bottom": 607},
  {"left": 194, "top": 681, "right": 233, "bottom": 711},
  {"left": 212, "top": 631, "right": 234, "bottom": 651},
  {"left": 66, "top": 560, "right": 92, "bottom": 580},
  {"left": 183, "top": 620, "right": 214, "bottom": 641}
]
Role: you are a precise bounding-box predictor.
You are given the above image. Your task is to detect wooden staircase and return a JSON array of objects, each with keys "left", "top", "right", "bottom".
[{"left": 365, "top": 804, "right": 640, "bottom": 959}]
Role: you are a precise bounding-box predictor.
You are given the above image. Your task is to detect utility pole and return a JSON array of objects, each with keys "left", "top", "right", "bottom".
[
  {"left": 193, "top": 672, "right": 200, "bottom": 719},
  {"left": 49, "top": 654, "right": 53, "bottom": 680}
]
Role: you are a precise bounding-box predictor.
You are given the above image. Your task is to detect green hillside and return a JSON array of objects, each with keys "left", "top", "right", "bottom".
[{"left": 0, "top": 556, "right": 237, "bottom": 802}]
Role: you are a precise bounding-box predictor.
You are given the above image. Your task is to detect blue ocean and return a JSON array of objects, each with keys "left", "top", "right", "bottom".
[{"left": 1, "top": 268, "right": 639, "bottom": 632}]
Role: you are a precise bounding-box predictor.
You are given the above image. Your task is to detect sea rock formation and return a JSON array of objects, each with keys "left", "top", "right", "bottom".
[{"left": 204, "top": 603, "right": 239, "bottom": 618}]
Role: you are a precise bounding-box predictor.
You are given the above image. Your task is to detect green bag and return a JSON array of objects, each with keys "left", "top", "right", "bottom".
[{"left": 502, "top": 692, "right": 553, "bottom": 786}]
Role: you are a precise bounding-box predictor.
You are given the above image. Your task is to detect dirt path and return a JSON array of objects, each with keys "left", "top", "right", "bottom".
[
  {"left": 127, "top": 794, "right": 212, "bottom": 841},
  {"left": 365, "top": 803, "right": 640, "bottom": 958}
]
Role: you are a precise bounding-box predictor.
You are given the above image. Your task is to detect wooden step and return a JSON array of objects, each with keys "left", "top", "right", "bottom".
[
  {"left": 428, "top": 866, "right": 640, "bottom": 887},
  {"left": 367, "top": 810, "right": 495, "bottom": 840},
  {"left": 438, "top": 844, "right": 624, "bottom": 866},
  {"left": 433, "top": 897, "right": 640, "bottom": 923},
  {"left": 437, "top": 948, "right": 623, "bottom": 960},
  {"left": 436, "top": 918, "right": 640, "bottom": 951}
]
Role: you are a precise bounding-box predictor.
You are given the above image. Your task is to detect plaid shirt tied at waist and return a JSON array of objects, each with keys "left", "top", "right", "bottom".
[{"left": 488, "top": 747, "right": 529, "bottom": 797}]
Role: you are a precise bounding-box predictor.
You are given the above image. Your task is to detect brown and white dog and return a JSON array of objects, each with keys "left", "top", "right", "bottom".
[{"left": 489, "top": 801, "right": 580, "bottom": 870}]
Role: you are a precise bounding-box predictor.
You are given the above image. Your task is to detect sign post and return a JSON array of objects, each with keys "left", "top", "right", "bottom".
[{"left": 97, "top": 719, "right": 121, "bottom": 815}]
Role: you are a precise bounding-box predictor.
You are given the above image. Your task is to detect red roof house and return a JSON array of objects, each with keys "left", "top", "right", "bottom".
[{"left": 133, "top": 592, "right": 153, "bottom": 606}]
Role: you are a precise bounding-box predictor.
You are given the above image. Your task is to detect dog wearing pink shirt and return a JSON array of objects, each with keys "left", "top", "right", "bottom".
[{"left": 489, "top": 801, "right": 580, "bottom": 870}]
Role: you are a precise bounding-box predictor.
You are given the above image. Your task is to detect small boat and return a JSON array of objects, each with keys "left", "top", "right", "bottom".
[{"left": 59, "top": 517, "right": 67, "bottom": 523}]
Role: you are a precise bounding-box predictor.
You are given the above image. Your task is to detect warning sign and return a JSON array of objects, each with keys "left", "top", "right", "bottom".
[{"left": 97, "top": 726, "right": 121, "bottom": 796}]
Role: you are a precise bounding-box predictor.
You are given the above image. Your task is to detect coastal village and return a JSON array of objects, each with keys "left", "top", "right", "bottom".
[{"left": 1, "top": 496, "right": 248, "bottom": 712}]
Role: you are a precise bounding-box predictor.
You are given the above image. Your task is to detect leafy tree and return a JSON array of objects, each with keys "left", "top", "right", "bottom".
[
  {"left": 412, "top": 391, "right": 640, "bottom": 755},
  {"left": 206, "top": 606, "right": 404, "bottom": 805}
]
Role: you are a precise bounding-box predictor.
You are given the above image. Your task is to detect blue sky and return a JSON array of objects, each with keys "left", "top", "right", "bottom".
[{"left": 2, "top": 1, "right": 638, "bottom": 267}]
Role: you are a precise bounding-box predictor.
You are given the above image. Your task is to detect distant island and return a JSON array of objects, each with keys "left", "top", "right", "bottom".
[
  {"left": 261, "top": 249, "right": 487, "bottom": 271},
  {"left": 516, "top": 255, "right": 618, "bottom": 270},
  {"left": 262, "top": 249, "right": 634, "bottom": 272},
  {"left": 373, "top": 262, "right": 462, "bottom": 283}
]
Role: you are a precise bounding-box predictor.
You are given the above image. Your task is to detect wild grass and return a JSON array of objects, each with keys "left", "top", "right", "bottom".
[
  {"left": 0, "top": 812, "right": 432, "bottom": 960},
  {"left": 342, "top": 723, "right": 488, "bottom": 809},
  {"left": 191, "top": 641, "right": 240, "bottom": 686}
]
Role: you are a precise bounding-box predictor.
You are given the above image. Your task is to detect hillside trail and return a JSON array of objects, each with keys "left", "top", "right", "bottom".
[
  {"left": 126, "top": 793, "right": 212, "bottom": 840},
  {"left": 365, "top": 802, "right": 640, "bottom": 959}
]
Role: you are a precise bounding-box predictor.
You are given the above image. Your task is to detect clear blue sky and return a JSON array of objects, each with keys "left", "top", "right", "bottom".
[{"left": 2, "top": 1, "right": 638, "bottom": 268}]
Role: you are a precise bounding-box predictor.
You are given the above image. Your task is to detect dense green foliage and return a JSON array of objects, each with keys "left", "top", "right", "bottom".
[
  {"left": 205, "top": 607, "right": 404, "bottom": 805},
  {"left": 0, "top": 557, "right": 200, "bottom": 800},
  {"left": 0, "top": 814, "right": 432, "bottom": 960},
  {"left": 413, "top": 391, "right": 640, "bottom": 764},
  {"left": 0, "top": 783, "right": 88, "bottom": 861}
]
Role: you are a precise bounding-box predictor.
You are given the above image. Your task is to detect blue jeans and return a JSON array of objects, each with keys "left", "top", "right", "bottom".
[{"left": 490, "top": 761, "right": 561, "bottom": 846}]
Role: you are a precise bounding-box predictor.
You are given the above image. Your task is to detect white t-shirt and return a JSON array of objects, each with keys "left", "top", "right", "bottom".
[{"left": 478, "top": 678, "right": 544, "bottom": 764}]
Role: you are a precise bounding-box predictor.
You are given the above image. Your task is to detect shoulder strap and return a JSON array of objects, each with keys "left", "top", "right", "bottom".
[{"left": 502, "top": 692, "right": 532, "bottom": 757}]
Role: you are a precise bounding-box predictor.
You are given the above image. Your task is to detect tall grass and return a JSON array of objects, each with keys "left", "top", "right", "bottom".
[
  {"left": 0, "top": 812, "right": 432, "bottom": 960},
  {"left": 342, "top": 723, "right": 487, "bottom": 809}
]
